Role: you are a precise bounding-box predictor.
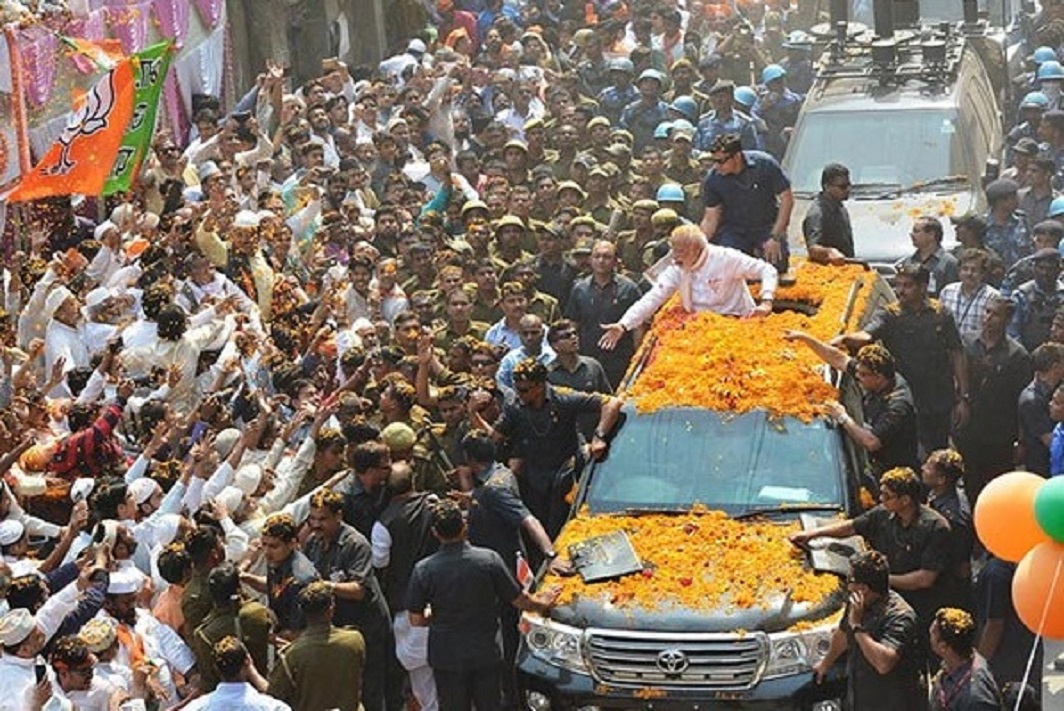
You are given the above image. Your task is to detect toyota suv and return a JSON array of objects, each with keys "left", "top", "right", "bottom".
[{"left": 517, "top": 261, "right": 894, "bottom": 710}]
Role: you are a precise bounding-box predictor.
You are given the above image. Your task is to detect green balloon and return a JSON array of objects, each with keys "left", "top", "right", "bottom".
[{"left": 1034, "top": 477, "right": 1064, "bottom": 543}]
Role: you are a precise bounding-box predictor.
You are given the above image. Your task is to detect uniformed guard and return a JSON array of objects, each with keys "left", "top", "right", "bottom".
[{"left": 267, "top": 582, "right": 366, "bottom": 711}]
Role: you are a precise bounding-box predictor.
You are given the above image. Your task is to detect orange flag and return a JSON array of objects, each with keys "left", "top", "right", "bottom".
[
  {"left": 63, "top": 36, "right": 126, "bottom": 71},
  {"left": 9, "top": 58, "right": 135, "bottom": 201}
]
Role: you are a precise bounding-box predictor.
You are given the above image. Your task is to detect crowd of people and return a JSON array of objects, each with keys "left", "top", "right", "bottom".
[{"left": 1, "top": 0, "right": 1064, "bottom": 709}]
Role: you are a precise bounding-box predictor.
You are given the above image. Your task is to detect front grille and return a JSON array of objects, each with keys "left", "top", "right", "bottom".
[{"left": 585, "top": 629, "right": 767, "bottom": 689}]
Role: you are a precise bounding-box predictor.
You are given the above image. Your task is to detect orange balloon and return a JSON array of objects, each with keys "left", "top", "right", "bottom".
[
  {"left": 973, "top": 471, "right": 1050, "bottom": 563},
  {"left": 1012, "top": 541, "right": 1064, "bottom": 639}
]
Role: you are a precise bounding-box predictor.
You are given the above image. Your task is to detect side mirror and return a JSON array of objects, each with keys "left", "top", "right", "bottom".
[{"left": 982, "top": 157, "right": 1000, "bottom": 189}]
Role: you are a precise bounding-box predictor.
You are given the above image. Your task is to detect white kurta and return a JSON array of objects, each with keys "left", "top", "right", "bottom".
[{"left": 619, "top": 244, "right": 778, "bottom": 330}]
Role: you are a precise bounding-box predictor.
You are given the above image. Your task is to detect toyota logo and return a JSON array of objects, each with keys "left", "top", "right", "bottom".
[{"left": 656, "top": 648, "right": 690, "bottom": 674}]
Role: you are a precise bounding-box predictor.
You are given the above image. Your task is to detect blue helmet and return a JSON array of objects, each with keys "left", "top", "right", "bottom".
[
  {"left": 1049, "top": 195, "right": 1064, "bottom": 219},
  {"left": 734, "top": 85, "right": 758, "bottom": 108},
  {"left": 1033, "top": 46, "right": 1059, "bottom": 64},
  {"left": 669, "top": 95, "right": 699, "bottom": 121},
  {"left": 762, "top": 64, "right": 787, "bottom": 84},
  {"left": 653, "top": 121, "right": 674, "bottom": 139},
  {"left": 670, "top": 118, "right": 695, "bottom": 133},
  {"left": 656, "top": 183, "right": 686, "bottom": 203},
  {"left": 1037, "top": 60, "right": 1064, "bottom": 81},
  {"left": 1021, "top": 91, "right": 1050, "bottom": 109}
]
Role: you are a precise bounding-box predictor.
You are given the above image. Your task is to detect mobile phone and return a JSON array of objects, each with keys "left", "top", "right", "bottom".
[{"left": 35, "top": 662, "right": 46, "bottom": 683}]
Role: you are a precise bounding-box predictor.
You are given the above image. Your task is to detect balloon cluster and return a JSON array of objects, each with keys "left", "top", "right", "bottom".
[{"left": 974, "top": 472, "right": 1064, "bottom": 638}]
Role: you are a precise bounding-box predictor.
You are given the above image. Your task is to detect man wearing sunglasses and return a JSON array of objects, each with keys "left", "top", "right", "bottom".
[
  {"left": 699, "top": 132, "right": 794, "bottom": 271},
  {"left": 803, "top": 163, "right": 856, "bottom": 266}
]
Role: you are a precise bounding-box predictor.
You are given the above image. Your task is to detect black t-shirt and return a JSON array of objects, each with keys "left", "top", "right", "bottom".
[
  {"left": 304, "top": 523, "right": 391, "bottom": 635},
  {"left": 849, "top": 361, "right": 919, "bottom": 473},
  {"left": 974, "top": 557, "right": 1044, "bottom": 690},
  {"left": 841, "top": 590, "right": 927, "bottom": 710},
  {"left": 406, "top": 541, "right": 522, "bottom": 671},
  {"left": 468, "top": 463, "right": 532, "bottom": 571},
  {"left": 803, "top": 191, "right": 854, "bottom": 257},
  {"left": 494, "top": 384, "right": 605, "bottom": 479},
  {"left": 1018, "top": 378, "right": 1053, "bottom": 476},
  {"left": 863, "top": 301, "right": 963, "bottom": 415},
  {"left": 853, "top": 505, "right": 951, "bottom": 621},
  {"left": 267, "top": 550, "right": 320, "bottom": 633}
]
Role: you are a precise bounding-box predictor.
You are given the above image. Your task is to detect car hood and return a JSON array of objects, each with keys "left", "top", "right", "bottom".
[
  {"left": 543, "top": 510, "right": 846, "bottom": 634},
  {"left": 789, "top": 190, "right": 976, "bottom": 265},
  {"left": 552, "top": 587, "right": 845, "bottom": 633}
]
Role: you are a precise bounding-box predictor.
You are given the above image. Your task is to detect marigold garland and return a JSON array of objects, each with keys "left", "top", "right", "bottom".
[
  {"left": 625, "top": 261, "right": 872, "bottom": 421},
  {"left": 548, "top": 508, "right": 841, "bottom": 612}
]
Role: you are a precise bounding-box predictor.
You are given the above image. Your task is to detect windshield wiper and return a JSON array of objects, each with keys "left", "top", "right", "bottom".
[
  {"left": 848, "top": 181, "right": 902, "bottom": 196},
  {"left": 618, "top": 506, "right": 687, "bottom": 515},
  {"left": 734, "top": 504, "right": 843, "bottom": 520},
  {"left": 871, "top": 175, "right": 969, "bottom": 199}
]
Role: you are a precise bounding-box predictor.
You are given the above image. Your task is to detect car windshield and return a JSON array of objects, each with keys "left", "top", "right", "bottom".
[
  {"left": 785, "top": 108, "right": 964, "bottom": 196},
  {"left": 584, "top": 407, "right": 845, "bottom": 515}
]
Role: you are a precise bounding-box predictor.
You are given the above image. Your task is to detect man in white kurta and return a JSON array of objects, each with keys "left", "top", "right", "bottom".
[{"left": 599, "top": 224, "right": 778, "bottom": 349}]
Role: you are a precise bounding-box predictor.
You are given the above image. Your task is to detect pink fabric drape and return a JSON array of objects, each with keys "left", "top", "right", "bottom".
[
  {"left": 151, "top": 0, "right": 190, "bottom": 47},
  {"left": 18, "top": 27, "right": 57, "bottom": 107},
  {"left": 106, "top": 2, "right": 152, "bottom": 54},
  {"left": 192, "top": 0, "right": 223, "bottom": 28}
]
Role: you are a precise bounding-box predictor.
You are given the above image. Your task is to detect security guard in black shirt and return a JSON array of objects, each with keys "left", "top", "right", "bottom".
[
  {"left": 407, "top": 500, "right": 559, "bottom": 711},
  {"left": 802, "top": 163, "right": 855, "bottom": 265}
]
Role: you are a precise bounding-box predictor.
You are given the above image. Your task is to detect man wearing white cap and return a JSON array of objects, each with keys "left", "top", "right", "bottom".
[
  {"left": 98, "top": 566, "right": 199, "bottom": 706},
  {"left": 85, "top": 221, "right": 127, "bottom": 287},
  {"left": 379, "top": 38, "right": 427, "bottom": 83},
  {"left": 43, "top": 286, "right": 89, "bottom": 397},
  {"left": 195, "top": 209, "right": 276, "bottom": 318},
  {"left": 0, "top": 571, "right": 86, "bottom": 711}
]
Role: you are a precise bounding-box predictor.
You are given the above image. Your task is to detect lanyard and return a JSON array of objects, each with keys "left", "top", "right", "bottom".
[{"left": 936, "top": 659, "right": 974, "bottom": 709}]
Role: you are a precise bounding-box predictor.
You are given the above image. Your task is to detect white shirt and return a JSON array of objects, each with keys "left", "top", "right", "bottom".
[
  {"left": 85, "top": 245, "right": 126, "bottom": 286},
  {"left": 100, "top": 608, "right": 195, "bottom": 709},
  {"left": 0, "top": 656, "right": 70, "bottom": 711},
  {"left": 44, "top": 319, "right": 90, "bottom": 393},
  {"left": 619, "top": 245, "right": 778, "bottom": 329},
  {"left": 53, "top": 676, "right": 118, "bottom": 711},
  {"left": 184, "top": 682, "right": 291, "bottom": 711}
]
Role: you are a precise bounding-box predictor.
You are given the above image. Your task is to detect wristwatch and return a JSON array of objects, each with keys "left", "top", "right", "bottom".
[{"left": 544, "top": 550, "right": 558, "bottom": 560}]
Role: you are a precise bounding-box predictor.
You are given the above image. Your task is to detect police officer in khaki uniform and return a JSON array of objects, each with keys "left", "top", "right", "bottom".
[
  {"left": 268, "top": 582, "right": 367, "bottom": 711},
  {"left": 192, "top": 563, "right": 272, "bottom": 693}
]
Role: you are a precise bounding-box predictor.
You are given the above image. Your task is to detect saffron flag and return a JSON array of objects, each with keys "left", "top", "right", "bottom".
[
  {"left": 10, "top": 41, "right": 173, "bottom": 202},
  {"left": 62, "top": 36, "right": 126, "bottom": 72}
]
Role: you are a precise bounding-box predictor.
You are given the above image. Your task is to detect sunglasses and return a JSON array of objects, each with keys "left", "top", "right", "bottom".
[
  {"left": 552, "top": 330, "right": 576, "bottom": 340},
  {"left": 712, "top": 154, "right": 734, "bottom": 165}
]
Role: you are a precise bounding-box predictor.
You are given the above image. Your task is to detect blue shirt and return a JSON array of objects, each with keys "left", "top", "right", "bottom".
[
  {"left": 496, "top": 344, "right": 556, "bottom": 390},
  {"left": 597, "top": 85, "right": 639, "bottom": 126},
  {"left": 619, "top": 99, "right": 671, "bottom": 152},
  {"left": 983, "top": 211, "right": 1032, "bottom": 269},
  {"left": 694, "top": 110, "right": 761, "bottom": 152},
  {"left": 700, "top": 150, "right": 792, "bottom": 253},
  {"left": 1051, "top": 422, "right": 1064, "bottom": 476}
]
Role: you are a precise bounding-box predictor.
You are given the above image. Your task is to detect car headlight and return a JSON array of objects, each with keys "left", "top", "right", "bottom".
[
  {"left": 520, "top": 613, "right": 588, "bottom": 673},
  {"left": 763, "top": 624, "right": 835, "bottom": 679}
]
